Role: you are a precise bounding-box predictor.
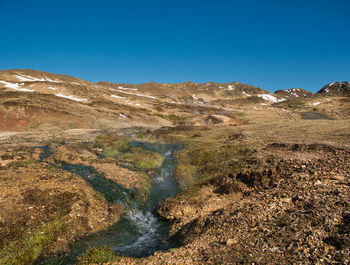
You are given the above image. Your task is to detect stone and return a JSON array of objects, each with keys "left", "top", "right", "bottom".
[{"left": 226, "top": 238, "right": 238, "bottom": 245}]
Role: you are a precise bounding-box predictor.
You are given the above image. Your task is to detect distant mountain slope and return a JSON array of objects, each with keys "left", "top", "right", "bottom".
[
  {"left": 0, "top": 69, "right": 348, "bottom": 131},
  {"left": 317, "top": 81, "right": 350, "bottom": 96},
  {"left": 274, "top": 88, "right": 313, "bottom": 99},
  {"left": 98, "top": 80, "right": 287, "bottom": 104}
]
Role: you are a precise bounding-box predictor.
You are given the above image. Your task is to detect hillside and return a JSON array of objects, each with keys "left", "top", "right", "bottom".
[
  {"left": 1, "top": 69, "right": 349, "bottom": 133},
  {"left": 0, "top": 69, "right": 349, "bottom": 264},
  {"left": 317, "top": 81, "right": 350, "bottom": 96}
]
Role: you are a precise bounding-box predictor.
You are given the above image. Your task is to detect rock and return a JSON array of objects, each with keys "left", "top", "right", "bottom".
[
  {"left": 226, "top": 238, "right": 238, "bottom": 245},
  {"left": 280, "top": 197, "right": 292, "bottom": 203},
  {"left": 270, "top": 247, "right": 279, "bottom": 252}
]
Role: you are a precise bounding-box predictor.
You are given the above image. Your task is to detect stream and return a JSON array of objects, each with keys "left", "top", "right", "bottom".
[{"left": 38, "top": 141, "right": 183, "bottom": 264}]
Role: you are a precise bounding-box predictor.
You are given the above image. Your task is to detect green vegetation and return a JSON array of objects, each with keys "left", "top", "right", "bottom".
[
  {"left": 146, "top": 125, "right": 253, "bottom": 190},
  {"left": 155, "top": 113, "right": 186, "bottom": 125},
  {"left": 119, "top": 147, "right": 164, "bottom": 171},
  {"left": 9, "top": 158, "right": 38, "bottom": 168},
  {"left": 0, "top": 220, "right": 64, "bottom": 265},
  {"left": 175, "top": 164, "right": 197, "bottom": 190},
  {"left": 175, "top": 143, "right": 251, "bottom": 189},
  {"left": 76, "top": 246, "right": 120, "bottom": 264},
  {"left": 94, "top": 134, "right": 130, "bottom": 157},
  {"left": 44, "top": 164, "right": 62, "bottom": 173},
  {"left": 93, "top": 191, "right": 105, "bottom": 202},
  {"left": 93, "top": 134, "right": 164, "bottom": 172}
]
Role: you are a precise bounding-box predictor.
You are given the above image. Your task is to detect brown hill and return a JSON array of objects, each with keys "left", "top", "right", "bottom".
[
  {"left": 317, "top": 81, "right": 350, "bottom": 96},
  {"left": 1, "top": 69, "right": 348, "bottom": 132},
  {"left": 275, "top": 88, "right": 313, "bottom": 99}
]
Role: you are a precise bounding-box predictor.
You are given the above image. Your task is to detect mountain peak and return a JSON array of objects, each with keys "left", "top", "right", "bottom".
[{"left": 317, "top": 81, "right": 350, "bottom": 96}]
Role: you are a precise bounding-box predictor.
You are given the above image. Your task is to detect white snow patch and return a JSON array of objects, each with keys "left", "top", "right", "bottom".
[
  {"left": 48, "top": 86, "right": 58, "bottom": 90},
  {"left": 227, "top": 85, "right": 234, "bottom": 91},
  {"left": 55, "top": 93, "right": 87, "bottom": 102},
  {"left": 258, "top": 94, "right": 286, "bottom": 103},
  {"left": 14, "top": 74, "right": 59, "bottom": 83},
  {"left": 242, "top": 91, "right": 251, "bottom": 97},
  {"left": 329, "top": 82, "right": 335, "bottom": 86},
  {"left": 111, "top": 94, "right": 126, "bottom": 99},
  {"left": 312, "top": 102, "right": 320, "bottom": 106},
  {"left": 118, "top": 86, "right": 138, "bottom": 91},
  {"left": 119, "top": 113, "right": 127, "bottom": 118},
  {"left": 124, "top": 101, "right": 141, "bottom": 106},
  {"left": 117, "top": 90, "right": 156, "bottom": 99},
  {"left": 192, "top": 94, "right": 198, "bottom": 100},
  {"left": 0, "top": 80, "right": 35, "bottom": 92}
]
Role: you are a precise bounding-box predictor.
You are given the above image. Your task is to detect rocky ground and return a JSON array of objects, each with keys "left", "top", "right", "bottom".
[
  {"left": 105, "top": 125, "right": 350, "bottom": 265},
  {"left": 0, "top": 69, "right": 349, "bottom": 264},
  {"left": 0, "top": 134, "right": 165, "bottom": 264}
]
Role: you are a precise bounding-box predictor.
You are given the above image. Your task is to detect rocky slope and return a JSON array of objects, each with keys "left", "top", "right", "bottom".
[
  {"left": 0, "top": 69, "right": 350, "bottom": 264},
  {"left": 317, "top": 81, "right": 350, "bottom": 96},
  {"left": 1, "top": 69, "right": 349, "bottom": 132},
  {"left": 275, "top": 88, "right": 313, "bottom": 99}
]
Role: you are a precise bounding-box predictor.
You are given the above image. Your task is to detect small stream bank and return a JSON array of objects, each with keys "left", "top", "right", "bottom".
[{"left": 38, "top": 141, "right": 183, "bottom": 264}]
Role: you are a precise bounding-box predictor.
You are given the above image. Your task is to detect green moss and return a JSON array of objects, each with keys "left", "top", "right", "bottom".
[
  {"left": 178, "top": 185, "right": 202, "bottom": 201},
  {"left": 76, "top": 246, "right": 120, "bottom": 265},
  {"left": 175, "top": 164, "right": 197, "bottom": 190},
  {"left": 44, "top": 164, "right": 61, "bottom": 173},
  {"left": 94, "top": 134, "right": 130, "bottom": 158},
  {"left": 93, "top": 191, "right": 105, "bottom": 202},
  {"left": 155, "top": 113, "right": 186, "bottom": 125},
  {"left": 0, "top": 220, "right": 64, "bottom": 265},
  {"left": 9, "top": 158, "right": 38, "bottom": 168},
  {"left": 175, "top": 142, "right": 252, "bottom": 189},
  {"left": 119, "top": 147, "right": 164, "bottom": 171}
]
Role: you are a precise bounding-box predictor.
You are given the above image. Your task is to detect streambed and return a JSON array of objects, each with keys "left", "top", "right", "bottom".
[{"left": 38, "top": 141, "right": 182, "bottom": 263}]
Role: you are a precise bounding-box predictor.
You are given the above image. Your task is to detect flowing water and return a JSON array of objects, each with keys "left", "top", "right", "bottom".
[{"left": 38, "top": 141, "right": 182, "bottom": 264}]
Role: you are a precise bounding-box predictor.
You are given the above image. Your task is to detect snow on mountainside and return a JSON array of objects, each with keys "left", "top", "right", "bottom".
[
  {"left": 0, "top": 69, "right": 349, "bottom": 131},
  {"left": 98, "top": 80, "right": 287, "bottom": 105},
  {"left": 317, "top": 82, "right": 350, "bottom": 96},
  {"left": 274, "top": 88, "right": 313, "bottom": 99}
]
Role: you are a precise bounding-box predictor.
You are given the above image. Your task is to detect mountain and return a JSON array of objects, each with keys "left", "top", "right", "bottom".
[
  {"left": 317, "top": 81, "right": 350, "bottom": 96},
  {"left": 0, "top": 69, "right": 285, "bottom": 131},
  {"left": 274, "top": 88, "right": 313, "bottom": 99},
  {"left": 1, "top": 69, "right": 350, "bottom": 265},
  {"left": 0, "top": 69, "right": 349, "bottom": 131}
]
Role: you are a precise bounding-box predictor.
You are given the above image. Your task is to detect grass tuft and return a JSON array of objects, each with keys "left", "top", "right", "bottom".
[
  {"left": 94, "top": 134, "right": 130, "bottom": 157},
  {"left": 76, "top": 246, "right": 119, "bottom": 264},
  {"left": 119, "top": 147, "right": 164, "bottom": 171},
  {"left": 0, "top": 220, "right": 64, "bottom": 265}
]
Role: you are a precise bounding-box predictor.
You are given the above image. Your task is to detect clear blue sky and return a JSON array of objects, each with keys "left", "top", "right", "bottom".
[{"left": 1, "top": 0, "right": 349, "bottom": 92}]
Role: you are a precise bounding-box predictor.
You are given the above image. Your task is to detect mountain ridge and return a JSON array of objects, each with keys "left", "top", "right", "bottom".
[{"left": 0, "top": 68, "right": 349, "bottom": 132}]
